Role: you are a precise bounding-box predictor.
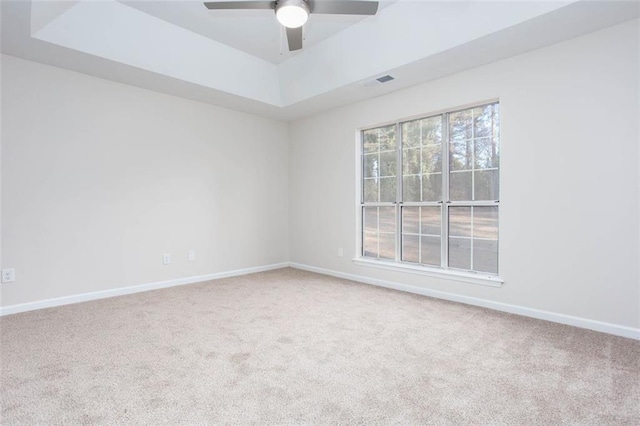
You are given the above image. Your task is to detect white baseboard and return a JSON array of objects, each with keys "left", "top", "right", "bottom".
[
  {"left": 4, "top": 261, "right": 638, "bottom": 340},
  {"left": 0, "top": 262, "right": 289, "bottom": 317},
  {"left": 289, "top": 262, "right": 640, "bottom": 340}
]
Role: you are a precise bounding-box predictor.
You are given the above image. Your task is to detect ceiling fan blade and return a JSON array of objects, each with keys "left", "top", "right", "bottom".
[
  {"left": 203, "top": 1, "right": 276, "bottom": 10},
  {"left": 310, "top": 1, "right": 378, "bottom": 15},
  {"left": 286, "top": 27, "right": 303, "bottom": 51}
]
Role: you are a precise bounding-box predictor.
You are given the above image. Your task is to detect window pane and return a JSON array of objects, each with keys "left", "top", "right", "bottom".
[
  {"left": 402, "top": 207, "right": 420, "bottom": 234},
  {"left": 363, "top": 125, "right": 396, "bottom": 153},
  {"left": 473, "top": 207, "right": 498, "bottom": 240},
  {"left": 422, "top": 116, "right": 442, "bottom": 146},
  {"left": 449, "top": 109, "right": 473, "bottom": 141},
  {"left": 402, "top": 234, "right": 420, "bottom": 263},
  {"left": 402, "top": 120, "right": 420, "bottom": 148},
  {"left": 379, "top": 207, "right": 396, "bottom": 233},
  {"left": 402, "top": 118, "right": 443, "bottom": 203},
  {"left": 473, "top": 239, "right": 498, "bottom": 274},
  {"left": 448, "top": 206, "right": 499, "bottom": 274},
  {"left": 401, "top": 207, "right": 442, "bottom": 267},
  {"left": 449, "top": 207, "right": 471, "bottom": 237},
  {"left": 363, "top": 206, "right": 397, "bottom": 260},
  {"left": 363, "top": 207, "right": 378, "bottom": 233},
  {"left": 420, "top": 207, "right": 441, "bottom": 235},
  {"left": 422, "top": 145, "right": 442, "bottom": 174},
  {"left": 402, "top": 176, "right": 420, "bottom": 202},
  {"left": 379, "top": 151, "right": 396, "bottom": 177},
  {"left": 473, "top": 207, "right": 498, "bottom": 274},
  {"left": 403, "top": 116, "right": 442, "bottom": 148},
  {"left": 422, "top": 173, "right": 442, "bottom": 202},
  {"left": 474, "top": 137, "right": 499, "bottom": 169},
  {"left": 450, "top": 171, "right": 472, "bottom": 201},
  {"left": 449, "top": 237, "right": 471, "bottom": 270},
  {"left": 474, "top": 169, "right": 499, "bottom": 201},
  {"left": 379, "top": 233, "right": 395, "bottom": 260},
  {"left": 363, "top": 130, "right": 378, "bottom": 154},
  {"left": 403, "top": 148, "right": 420, "bottom": 175},
  {"left": 473, "top": 105, "right": 494, "bottom": 138},
  {"left": 363, "top": 178, "right": 378, "bottom": 202},
  {"left": 379, "top": 177, "right": 396, "bottom": 202},
  {"left": 450, "top": 139, "right": 472, "bottom": 171},
  {"left": 363, "top": 154, "right": 378, "bottom": 178},
  {"left": 421, "top": 236, "right": 441, "bottom": 266},
  {"left": 449, "top": 102, "right": 500, "bottom": 203},
  {"left": 403, "top": 175, "right": 420, "bottom": 202},
  {"left": 363, "top": 231, "right": 378, "bottom": 257},
  {"left": 378, "top": 125, "right": 397, "bottom": 151}
]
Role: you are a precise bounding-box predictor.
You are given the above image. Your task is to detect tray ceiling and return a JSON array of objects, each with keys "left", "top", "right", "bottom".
[{"left": 2, "top": 0, "right": 638, "bottom": 121}]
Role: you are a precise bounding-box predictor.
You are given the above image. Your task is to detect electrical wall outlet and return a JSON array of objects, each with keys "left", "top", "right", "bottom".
[
  {"left": 162, "top": 254, "right": 171, "bottom": 265},
  {"left": 188, "top": 250, "right": 195, "bottom": 261},
  {"left": 2, "top": 268, "right": 15, "bottom": 283},
  {"left": 337, "top": 247, "right": 344, "bottom": 258}
]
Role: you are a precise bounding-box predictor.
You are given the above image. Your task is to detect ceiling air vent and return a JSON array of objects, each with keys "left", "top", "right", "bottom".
[
  {"left": 376, "top": 75, "right": 394, "bottom": 83},
  {"left": 360, "top": 75, "right": 396, "bottom": 88}
]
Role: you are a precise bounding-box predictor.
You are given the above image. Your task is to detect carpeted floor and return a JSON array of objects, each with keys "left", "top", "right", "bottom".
[{"left": 1, "top": 268, "right": 638, "bottom": 425}]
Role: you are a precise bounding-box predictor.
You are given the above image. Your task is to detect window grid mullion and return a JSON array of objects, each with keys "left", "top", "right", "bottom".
[
  {"left": 402, "top": 202, "right": 441, "bottom": 207},
  {"left": 376, "top": 206, "right": 380, "bottom": 260},
  {"left": 470, "top": 109, "right": 475, "bottom": 271},
  {"left": 360, "top": 131, "right": 364, "bottom": 257},
  {"left": 360, "top": 132, "right": 365, "bottom": 205},
  {"left": 363, "top": 202, "right": 397, "bottom": 207},
  {"left": 470, "top": 206, "right": 474, "bottom": 271},
  {"left": 442, "top": 113, "right": 450, "bottom": 270},
  {"left": 395, "top": 122, "right": 403, "bottom": 262},
  {"left": 448, "top": 201, "right": 496, "bottom": 206},
  {"left": 419, "top": 120, "right": 424, "bottom": 202},
  {"left": 418, "top": 206, "right": 423, "bottom": 264},
  {"left": 377, "top": 128, "right": 381, "bottom": 203},
  {"left": 361, "top": 206, "right": 364, "bottom": 257}
]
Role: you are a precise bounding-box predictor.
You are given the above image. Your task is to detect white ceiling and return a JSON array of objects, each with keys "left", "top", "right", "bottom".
[{"left": 1, "top": 1, "right": 638, "bottom": 121}]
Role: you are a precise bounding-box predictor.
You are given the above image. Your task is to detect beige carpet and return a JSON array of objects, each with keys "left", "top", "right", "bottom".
[{"left": 1, "top": 268, "right": 638, "bottom": 425}]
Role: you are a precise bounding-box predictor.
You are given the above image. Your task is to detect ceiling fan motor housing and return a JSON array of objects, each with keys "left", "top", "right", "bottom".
[{"left": 276, "top": 0, "right": 311, "bottom": 28}]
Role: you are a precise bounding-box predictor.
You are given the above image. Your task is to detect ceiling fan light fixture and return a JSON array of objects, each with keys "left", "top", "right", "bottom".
[{"left": 276, "top": 0, "right": 309, "bottom": 28}]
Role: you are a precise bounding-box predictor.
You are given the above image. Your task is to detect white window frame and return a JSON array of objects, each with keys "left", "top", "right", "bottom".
[{"left": 354, "top": 100, "right": 503, "bottom": 287}]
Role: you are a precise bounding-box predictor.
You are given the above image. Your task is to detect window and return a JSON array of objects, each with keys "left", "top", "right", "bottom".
[{"left": 359, "top": 102, "right": 500, "bottom": 281}]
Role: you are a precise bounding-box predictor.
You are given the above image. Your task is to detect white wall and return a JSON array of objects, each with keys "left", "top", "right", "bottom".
[
  {"left": 1, "top": 55, "right": 289, "bottom": 307},
  {"left": 1, "top": 19, "right": 638, "bottom": 335},
  {"left": 289, "top": 20, "right": 639, "bottom": 330}
]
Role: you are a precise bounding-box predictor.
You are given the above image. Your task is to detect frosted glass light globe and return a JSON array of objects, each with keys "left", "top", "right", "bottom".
[{"left": 276, "top": 1, "right": 309, "bottom": 28}]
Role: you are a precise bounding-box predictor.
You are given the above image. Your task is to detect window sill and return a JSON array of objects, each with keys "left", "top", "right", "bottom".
[{"left": 352, "top": 257, "right": 503, "bottom": 287}]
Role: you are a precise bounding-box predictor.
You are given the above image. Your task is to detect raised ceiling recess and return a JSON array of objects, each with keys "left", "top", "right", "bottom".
[{"left": 1, "top": 0, "right": 637, "bottom": 120}]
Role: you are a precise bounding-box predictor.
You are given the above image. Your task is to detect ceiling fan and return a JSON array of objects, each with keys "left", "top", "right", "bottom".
[{"left": 203, "top": 1, "right": 379, "bottom": 51}]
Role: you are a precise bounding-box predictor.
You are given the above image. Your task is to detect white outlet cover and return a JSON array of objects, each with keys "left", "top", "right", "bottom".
[
  {"left": 163, "top": 254, "right": 171, "bottom": 265},
  {"left": 2, "top": 268, "right": 16, "bottom": 283},
  {"left": 188, "top": 250, "right": 195, "bottom": 261}
]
